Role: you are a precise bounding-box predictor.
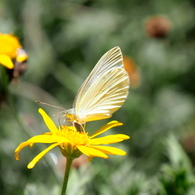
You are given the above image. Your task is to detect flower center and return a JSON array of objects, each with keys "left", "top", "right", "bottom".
[{"left": 57, "top": 126, "right": 89, "bottom": 146}]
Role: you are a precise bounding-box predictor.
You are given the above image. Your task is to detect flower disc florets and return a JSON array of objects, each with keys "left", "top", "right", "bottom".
[
  {"left": 57, "top": 126, "right": 89, "bottom": 146},
  {"left": 57, "top": 126, "right": 89, "bottom": 158}
]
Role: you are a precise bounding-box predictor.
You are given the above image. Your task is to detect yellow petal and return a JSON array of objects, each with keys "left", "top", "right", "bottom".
[
  {"left": 52, "top": 134, "right": 70, "bottom": 143},
  {"left": 89, "top": 134, "right": 130, "bottom": 145},
  {"left": 77, "top": 146, "right": 108, "bottom": 159},
  {"left": 27, "top": 143, "right": 59, "bottom": 169},
  {"left": 16, "top": 49, "right": 28, "bottom": 62},
  {"left": 15, "top": 135, "right": 56, "bottom": 160},
  {"left": 0, "top": 54, "right": 14, "bottom": 69},
  {"left": 90, "top": 146, "right": 126, "bottom": 156},
  {"left": 42, "top": 132, "right": 53, "bottom": 135},
  {"left": 27, "top": 134, "right": 57, "bottom": 143},
  {"left": 90, "top": 121, "right": 123, "bottom": 138},
  {"left": 15, "top": 142, "right": 33, "bottom": 160},
  {"left": 29, "top": 134, "right": 70, "bottom": 146},
  {"left": 28, "top": 133, "right": 70, "bottom": 145},
  {"left": 0, "top": 33, "right": 21, "bottom": 58},
  {"left": 38, "top": 108, "right": 58, "bottom": 134},
  {"left": 41, "top": 132, "right": 70, "bottom": 143}
]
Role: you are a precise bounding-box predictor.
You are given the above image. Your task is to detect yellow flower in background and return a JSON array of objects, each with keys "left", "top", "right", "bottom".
[
  {"left": 0, "top": 33, "right": 27, "bottom": 69},
  {"left": 15, "top": 108, "right": 130, "bottom": 169}
]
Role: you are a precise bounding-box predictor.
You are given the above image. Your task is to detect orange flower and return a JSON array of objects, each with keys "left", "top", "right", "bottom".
[{"left": 123, "top": 55, "right": 141, "bottom": 88}]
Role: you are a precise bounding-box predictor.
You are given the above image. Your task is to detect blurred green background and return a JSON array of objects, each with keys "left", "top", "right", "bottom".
[{"left": 1, "top": 0, "right": 195, "bottom": 194}]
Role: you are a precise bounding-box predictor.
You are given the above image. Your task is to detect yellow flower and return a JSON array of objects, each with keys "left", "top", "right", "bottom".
[
  {"left": 0, "top": 33, "right": 27, "bottom": 69},
  {"left": 15, "top": 108, "right": 130, "bottom": 169}
]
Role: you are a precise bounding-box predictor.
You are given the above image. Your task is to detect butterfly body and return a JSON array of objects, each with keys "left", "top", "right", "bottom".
[
  {"left": 63, "top": 46, "right": 130, "bottom": 125},
  {"left": 66, "top": 108, "right": 112, "bottom": 124}
]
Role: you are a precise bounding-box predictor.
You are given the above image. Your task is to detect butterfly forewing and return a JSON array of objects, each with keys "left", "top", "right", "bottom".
[
  {"left": 73, "top": 47, "right": 124, "bottom": 102},
  {"left": 79, "top": 69, "right": 129, "bottom": 122},
  {"left": 72, "top": 46, "right": 130, "bottom": 123}
]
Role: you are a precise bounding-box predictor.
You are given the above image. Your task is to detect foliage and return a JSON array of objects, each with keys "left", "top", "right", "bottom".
[{"left": 0, "top": 0, "right": 195, "bottom": 194}]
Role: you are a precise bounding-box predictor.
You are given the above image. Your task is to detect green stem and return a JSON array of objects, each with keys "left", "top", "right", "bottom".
[{"left": 61, "top": 157, "right": 73, "bottom": 195}]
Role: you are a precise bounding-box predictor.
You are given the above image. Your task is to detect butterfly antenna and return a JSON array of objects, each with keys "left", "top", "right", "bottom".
[{"left": 36, "top": 101, "right": 65, "bottom": 110}]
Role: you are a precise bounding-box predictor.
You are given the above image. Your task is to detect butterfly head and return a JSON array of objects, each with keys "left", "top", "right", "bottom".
[
  {"left": 65, "top": 108, "right": 84, "bottom": 124},
  {"left": 64, "top": 109, "right": 86, "bottom": 132}
]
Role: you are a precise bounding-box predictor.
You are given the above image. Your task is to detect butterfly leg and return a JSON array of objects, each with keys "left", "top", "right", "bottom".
[{"left": 57, "top": 113, "right": 67, "bottom": 128}]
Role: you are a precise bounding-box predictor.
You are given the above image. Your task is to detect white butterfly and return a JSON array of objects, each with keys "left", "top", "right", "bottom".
[{"left": 65, "top": 46, "right": 130, "bottom": 125}]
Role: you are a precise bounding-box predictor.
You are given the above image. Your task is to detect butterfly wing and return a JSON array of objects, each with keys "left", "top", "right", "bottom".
[{"left": 73, "top": 46, "right": 130, "bottom": 123}]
